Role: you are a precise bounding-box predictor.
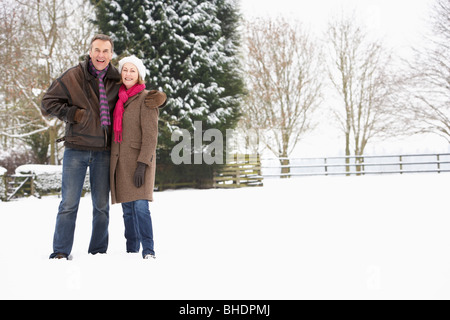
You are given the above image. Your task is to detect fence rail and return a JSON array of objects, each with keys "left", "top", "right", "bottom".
[{"left": 261, "top": 153, "right": 450, "bottom": 177}]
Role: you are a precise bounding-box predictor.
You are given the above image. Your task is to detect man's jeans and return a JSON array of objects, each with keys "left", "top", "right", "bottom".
[
  {"left": 50, "top": 148, "right": 110, "bottom": 258},
  {"left": 122, "top": 200, "right": 155, "bottom": 257}
]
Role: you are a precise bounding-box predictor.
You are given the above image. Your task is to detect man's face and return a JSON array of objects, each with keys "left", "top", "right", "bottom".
[{"left": 89, "top": 40, "right": 113, "bottom": 71}]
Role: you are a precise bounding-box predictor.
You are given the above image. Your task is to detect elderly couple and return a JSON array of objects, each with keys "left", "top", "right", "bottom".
[{"left": 41, "top": 34, "right": 166, "bottom": 260}]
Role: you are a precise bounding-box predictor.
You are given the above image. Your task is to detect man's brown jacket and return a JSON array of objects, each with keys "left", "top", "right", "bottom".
[{"left": 41, "top": 56, "right": 121, "bottom": 151}]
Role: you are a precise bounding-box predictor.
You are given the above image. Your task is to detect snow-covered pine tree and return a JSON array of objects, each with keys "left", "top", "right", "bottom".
[
  {"left": 91, "top": 0, "right": 149, "bottom": 60},
  {"left": 92, "top": 0, "right": 244, "bottom": 187},
  {"left": 146, "top": 0, "right": 243, "bottom": 140}
]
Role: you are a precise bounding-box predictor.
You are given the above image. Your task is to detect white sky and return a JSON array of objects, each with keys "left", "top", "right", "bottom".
[
  {"left": 238, "top": 0, "right": 449, "bottom": 156},
  {"left": 239, "top": 0, "right": 435, "bottom": 50}
]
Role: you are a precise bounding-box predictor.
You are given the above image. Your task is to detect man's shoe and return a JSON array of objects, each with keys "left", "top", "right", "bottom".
[
  {"left": 143, "top": 254, "right": 156, "bottom": 260},
  {"left": 50, "top": 253, "right": 69, "bottom": 260}
]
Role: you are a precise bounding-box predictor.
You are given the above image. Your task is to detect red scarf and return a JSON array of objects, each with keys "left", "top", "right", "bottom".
[{"left": 113, "top": 83, "right": 146, "bottom": 143}]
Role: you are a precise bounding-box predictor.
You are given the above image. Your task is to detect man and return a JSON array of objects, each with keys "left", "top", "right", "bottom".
[{"left": 41, "top": 34, "right": 121, "bottom": 259}]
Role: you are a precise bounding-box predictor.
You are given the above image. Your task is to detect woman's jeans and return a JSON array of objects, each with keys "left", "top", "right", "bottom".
[
  {"left": 122, "top": 200, "right": 155, "bottom": 257},
  {"left": 50, "top": 148, "right": 110, "bottom": 258}
]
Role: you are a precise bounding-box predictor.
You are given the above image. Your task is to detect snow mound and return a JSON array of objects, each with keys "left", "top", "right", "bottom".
[
  {"left": 15, "top": 164, "right": 62, "bottom": 175},
  {"left": 1, "top": 174, "right": 450, "bottom": 299}
]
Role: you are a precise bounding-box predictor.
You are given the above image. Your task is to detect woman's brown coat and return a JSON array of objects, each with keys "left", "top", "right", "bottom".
[{"left": 110, "top": 89, "right": 166, "bottom": 204}]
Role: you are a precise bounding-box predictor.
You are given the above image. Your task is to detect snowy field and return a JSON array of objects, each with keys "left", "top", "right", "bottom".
[{"left": 1, "top": 173, "right": 450, "bottom": 300}]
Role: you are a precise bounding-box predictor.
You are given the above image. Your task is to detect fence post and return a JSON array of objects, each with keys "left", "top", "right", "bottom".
[
  {"left": 2, "top": 175, "right": 6, "bottom": 201},
  {"left": 324, "top": 158, "right": 328, "bottom": 176},
  {"left": 399, "top": 155, "right": 403, "bottom": 174},
  {"left": 437, "top": 154, "right": 441, "bottom": 173},
  {"left": 30, "top": 174, "right": 35, "bottom": 197},
  {"left": 236, "top": 165, "right": 241, "bottom": 186},
  {"left": 362, "top": 155, "right": 365, "bottom": 175}
]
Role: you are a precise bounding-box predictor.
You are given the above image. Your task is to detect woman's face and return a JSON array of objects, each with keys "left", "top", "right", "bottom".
[{"left": 121, "top": 62, "right": 139, "bottom": 89}]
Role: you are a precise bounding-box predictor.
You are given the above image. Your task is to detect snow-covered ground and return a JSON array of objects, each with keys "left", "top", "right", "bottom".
[{"left": 1, "top": 173, "right": 449, "bottom": 300}]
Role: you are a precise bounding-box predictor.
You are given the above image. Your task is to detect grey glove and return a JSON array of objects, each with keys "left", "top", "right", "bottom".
[{"left": 134, "top": 162, "right": 147, "bottom": 188}]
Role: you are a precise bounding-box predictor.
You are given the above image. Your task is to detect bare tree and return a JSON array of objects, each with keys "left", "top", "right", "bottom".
[
  {"left": 404, "top": 0, "right": 450, "bottom": 142},
  {"left": 326, "top": 13, "right": 401, "bottom": 172},
  {"left": 0, "top": 0, "right": 96, "bottom": 164},
  {"left": 241, "top": 17, "right": 323, "bottom": 176},
  {"left": 0, "top": 1, "right": 26, "bottom": 149}
]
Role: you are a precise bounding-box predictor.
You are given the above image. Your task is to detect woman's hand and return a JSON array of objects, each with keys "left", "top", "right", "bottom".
[{"left": 134, "top": 162, "right": 147, "bottom": 188}]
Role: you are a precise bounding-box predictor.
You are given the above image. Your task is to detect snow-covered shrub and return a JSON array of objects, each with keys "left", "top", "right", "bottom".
[
  {"left": 0, "top": 166, "right": 6, "bottom": 201},
  {"left": 0, "top": 149, "right": 35, "bottom": 175},
  {"left": 15, "top": 165, "right": 90, "bottom": 197}
]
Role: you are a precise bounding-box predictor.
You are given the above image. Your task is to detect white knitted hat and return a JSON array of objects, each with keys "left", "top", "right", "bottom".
[{"left": 118, "top": 55, "right": 147, "bottom": 81}]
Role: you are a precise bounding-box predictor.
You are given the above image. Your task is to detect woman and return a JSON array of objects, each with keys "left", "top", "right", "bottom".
[{"left": 110, "top": 55, "right": 166, "bottom": 259}]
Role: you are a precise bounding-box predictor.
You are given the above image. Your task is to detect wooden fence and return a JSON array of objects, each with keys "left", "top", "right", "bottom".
[
  {"left": 213, "top": 154, "right": 263, "bottom": 188},
  {"left": 261, "top": 153, "right": 450, "bottom": 177},
  {"left": 3, "top": 153, "right": 446, "bottom": 200},
  {"left": 1, "top": 155, "right": 264, "bottom": 201},
  {"left": 1, "top": 165, "right": 90, "bottom": 202},
  {"left": 2, "top": 174, "right": 35, "bottom": 201}
]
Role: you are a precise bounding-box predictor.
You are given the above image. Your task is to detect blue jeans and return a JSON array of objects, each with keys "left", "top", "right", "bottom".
[
  {"left": 50, "top": 148, "right": 110, "bottom": 258},
  {"left": 122, "top": 200, "right": 155, "bottom": 257}
]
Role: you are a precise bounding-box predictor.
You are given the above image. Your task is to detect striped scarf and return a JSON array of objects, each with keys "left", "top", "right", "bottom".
[{"left": 88, "top": 59, "right": 110, "bottom": 129}]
